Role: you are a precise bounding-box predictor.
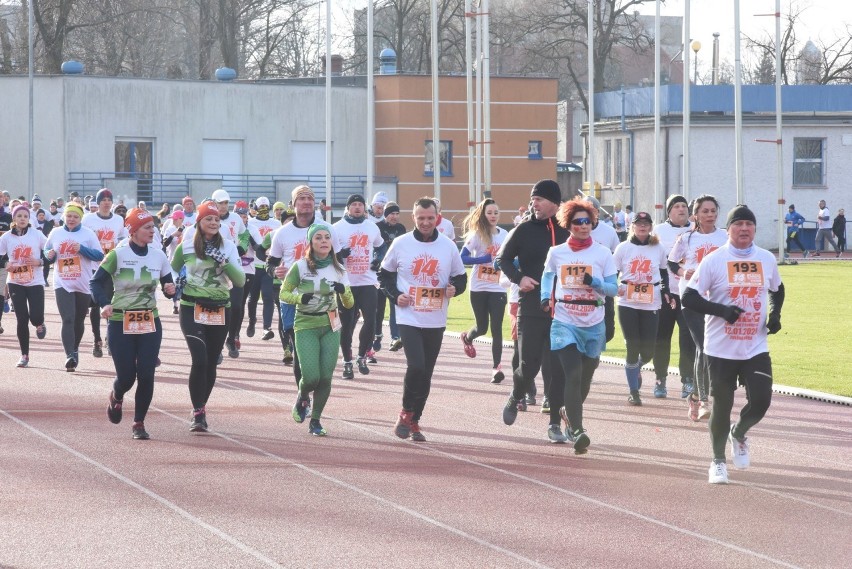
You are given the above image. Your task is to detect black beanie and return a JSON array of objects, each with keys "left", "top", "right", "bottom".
[
  {"left": 384, "top": 203, "right": 400, "bottom": 216},
  {"left": 665, "top": 194, "right": 688, "bottom": 215},
  {"left": 346, "top": 194, "right": 366, "bottom": 207},
  {"left": 530, "top": 179, "right": 562, "bottom": 205},
  {"left": 726, "top": 204, "right": 757, "bottom": 227}
]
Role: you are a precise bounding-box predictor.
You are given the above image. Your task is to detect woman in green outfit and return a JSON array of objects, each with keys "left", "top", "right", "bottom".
[
  {"left": 170, "top": 200, "right": 246, "bottom": 433},
  {"left": 280, "top": 224, "right": 353, "bottom": 436}
]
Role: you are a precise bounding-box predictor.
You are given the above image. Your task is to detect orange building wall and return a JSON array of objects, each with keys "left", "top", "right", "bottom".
[{"left": 374, "top": 75, "right": 557, "bottom": 230}]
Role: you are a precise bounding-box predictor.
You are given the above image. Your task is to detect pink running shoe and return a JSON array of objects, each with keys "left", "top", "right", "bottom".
[{"left": 461, "top": 332, "right": 477, "bottom": 358}]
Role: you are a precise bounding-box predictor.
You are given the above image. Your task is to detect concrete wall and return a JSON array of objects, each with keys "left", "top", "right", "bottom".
[{"left": 0, "top": 76, "right": 368, "bottom": 200}]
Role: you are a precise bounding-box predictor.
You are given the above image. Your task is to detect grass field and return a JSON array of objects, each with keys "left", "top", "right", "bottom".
[{"left": 446, "top": 262, "right": 851, "bottom": 398}]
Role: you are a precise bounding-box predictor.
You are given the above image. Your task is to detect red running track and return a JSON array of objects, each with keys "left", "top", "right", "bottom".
[{"left": 1, "top": 290, "right": 849, "bottom": 568}]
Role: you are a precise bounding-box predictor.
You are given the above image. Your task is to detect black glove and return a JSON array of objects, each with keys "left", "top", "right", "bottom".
[
  {"left": 300, "top": 293, "right": 314, "bottom": 305},
  {"left": 336, "top": 247, "right": 351, "bottom": 262},
  {"left": 369, "top": 259, "right": 381, "bottom": 272},
  {"left": 204, "top": 244, "right": 227, "bottom": 265},
  {"left": 766, "top": 312, "right": 782, "bottom": 334},
  {"left": 582, "top": 272, "right": 594, "bottom": 286},
  {"left": 541, "top": 298, "right": 551, "bottom": 312},
  {"left": 332, "top": 282, "right": 346, "bottom": 294},
  {"left": 719, "top": 305, "right": 745, "bottom": 324}
]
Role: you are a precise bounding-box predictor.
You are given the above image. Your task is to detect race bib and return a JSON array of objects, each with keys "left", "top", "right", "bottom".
[
  {"left": 123, "top": 310, "right": 155, "bottom": 334},
  {"left": 560, "top": 264, "right": 592, "bottom": 288},
  {"left": 328, "top": 309, "right": 342, "bottom": 331},
  {"left": 412, "top": 287, "right": 444, "bottom": 310},
  {"left": 194, "top": 304, "right": 226, "bottom": 325},
  {"left": 59, "top": 256, "right": 82, "bottom": 279},
  {"left": 477, "top": 264, "right": 501, "bottom": 284},
  {"left": 626, "top": 283, "right": 654, "bottom": 304},
  {"left": 10, "top": 265, "right": 34, "bottom": 284},
  {"left": 727, "top": 261, "right": 764, "bottom": 287}
]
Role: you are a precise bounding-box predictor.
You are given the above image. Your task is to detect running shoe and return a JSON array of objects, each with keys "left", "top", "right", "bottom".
[
  {"left": 36, "top": 324, "right": 46, "bottom": 339},
  {"left": 516, "top": 397, "right": 527, "bottom": 413},
  {"left": 16, "top": 355, "right": 28, "bottom": 368},
  {"left": 65, "top": 355, "right": 77, "bottom": 372},
  {"left": 812, "top": 252, "right": 821, "bottom": 257},
  {"left": 541, "top": 396, "right": 550, "bottom": 414},
  {"left": 0, "top": 323, "right": 3, "bottom": 334},
  {"left": 525, "top": 394, "right": 536, "bottom": 407},
  {"left": 190, "top": 407, "right": 208, "bottom": 433},
  {"left": 688, "top": 396, "right": 700, "bottom": 422},
  {"left": 502, "top": 395, "right": 519, "bottom": 425},
  {"left": 389, "top": 337, "right": 403, "bottom": 352},
  {"left": 226, "top": 338, "right": 239, "bottom": 359},
  {"left": 155, "top": 357, "right": 161, "bottom": 367},
  {"left": 283, "top": 347, "right": 294, "bottom": 365},
  {"left": 131, "top": 421, "right": 150, "bottom": 440},
  {"left": 729, "top": 426, "right": 751, "bottom": 469},
  {"left": 93, "top": 341, "right": 103, "bottom": 358},
  {"left": 571, "top": 428, "right": 590, "bottom": 453},
  {"left": 107, "top": 391, "right": 123, "bottom": 424},
  {"left": 653, "top": 380, "right": 668, "bottom": 399},
  {"left": 698, "top": 401, "right": 712, "bottom": 421},
  {"left": 460, "top": 332, "right": 476, "bottom": 358},
  {"left": 357, "top": 357, "right": 370, "bottom": 375},
  {"left": 547, "top": 424, "right": 567, "bottom": 444},
  {"left": 836, "top": 250, "right": 842, "bottom": 258},
  {"left": 491, "top": 366, "right": 505, "bottom": 384},
  {"left": 708, "top": 460, "right": 729, "bottom": 484},
  {"left": 173, "top": 305, "right": 179, "bottom": 314},
  {"left": 234, "top": 337, "right": 241, "bottom": 350},
  {"left": 342, "top": 362, "right": 354, "bottom": 380},
  {"left": 366, "top": 349, "right": 378, "bottom": 364},
  {"left": 681, "top": 379, "right": 694, "bottom": 398},
  {"left": 372, "top": 335, "right": 383, "bottom": 352},
  {"left": 394, "top": 409, "right": 414, "bottom": 439},
  {"left": 292, "top": 395, "right": 309, "bottom": 423},
  {"left": 627, "top": 391, "right": 642, "bottom": 406},
  {"left": 802, "top": 250, "right": 809, "bottom": 259},
  {"left": 261, "top": 328, "right": 274, "bottom": 340},
  {"left": 409, "top": 421, "right": 426, "bottom": 442},
  {"left": 308, "top": 419, "right": 327, "bottom": 437},
  {"left": 559, "top": 406, "right": 574, "bottom": 442},
  {"left": 246, "top": 321, "right": 256, "bottom": 337}
]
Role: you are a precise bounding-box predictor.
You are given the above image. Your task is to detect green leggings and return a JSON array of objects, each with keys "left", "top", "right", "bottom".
[{"left": 294, "top": 325, "right": 341, "bottom": 419}]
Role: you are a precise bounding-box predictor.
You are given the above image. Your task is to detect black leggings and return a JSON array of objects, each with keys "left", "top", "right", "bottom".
[
  {"left": 339, "top": 285, "right": 378, "bottom": 361},
  {"left": 179, "top": 303, "right": 230, "bottom": 409},
  {"left": 247, "top": 270, "right": 275, "bottom": 329},
  {"left": 553, "top": 344, "right": 600, "bottom": 429},
  {"left": 682, "top": 306, "right": 709, "bottom": 401},
  {"left": 55, "top": 288, "right": 90, "bottom": 357},
  {"left": 653, "top": 293, "right": 696, "bottom": 384},
  {"left": 108, "top": 318, "right": 163, "bottom": 423},
  {"left": 786, "top": 233, "right": 806, "bottom": 253},
  {"left": 399, "top": 325, "right": 444, "bottom": 421},
  {"left": 708, "top": 353, "right": 773, "bottom": 461},
  {"left": 228, "top": 279, "right": 251, "bottom": 341},
  {"left": 8, "top": 283, "right": 44, "bottom": 355},
  {"left": 512, "top": 315, "right": 557, "bottom": 401},
  {"left": 89, "top": 279, "right": 114, "bottom": 343},
  {"left": 466, "top": 290, "right": 507, "bottom": 367},
  {"left": 617, "top": 305, "right": 658, "bottom": 365}
]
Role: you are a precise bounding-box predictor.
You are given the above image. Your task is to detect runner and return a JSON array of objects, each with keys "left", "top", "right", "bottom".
[
  {"left": 681, "top": 204, "right": 784, "bottom": 484},
  {"left": 380, "top": 197, "right": 467, "bottom": 442},
  {"left": 280, "top": 224, "right": 354, "bottom": 436},
  {"left": 44, "top": 203, "right": 104, "bottom": 371},
  {"left": 459, "top": 198, "right": 508, "bottom": 382},
  {"left": 162, "top": 209, "right": 186, "bottom": 314},
  {"left": 668, "top": 195, "right": 727, "bottom": 421},
  {"left": 332, "top": 194, "right": 383, "bottom": 378},
  {"left": 245, "top": 196, "right": 280, "bottom": 348},
  {"left": 368, "top": 192, "right": 388, "bottom": 223},
  {"left": 495, "top": 180, "right": 569, "bottom": 421},
  {"left": 372, "top": 201, "right": 406, "bottom": 356},
  {"left": 0, "top": 204, "right": 48, "bottom": 367},
  {"left": 82, "top": 189, "right": 127, "bottom": 359},
  {"left": 170, "top": 200, "right": 245, "bottom": 432},
  {"left": 92, "top": 208, "right": 176, "bottom": 440},
  {"left": 0, "top": 204, "right": 10, "bottom": 334},
  {"left": 541, "top": 197, "right": 617, "bottom": 451},
  {"left": 226, "top": 200, "right": 260, "bottom": 358},
  {"left": 433, "top": 198, "right": 456, "bottom": 241},
  {"left": 612, "top": 212, "right": 669, "bottom": 405},
  {"left": 652, "top": 194, "right": 697, "bottom": 399}
]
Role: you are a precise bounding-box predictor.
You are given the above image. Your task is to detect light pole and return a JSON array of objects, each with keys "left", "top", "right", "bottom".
[{"left": 691, "top": 39, "right": 701, "bottom": 84}]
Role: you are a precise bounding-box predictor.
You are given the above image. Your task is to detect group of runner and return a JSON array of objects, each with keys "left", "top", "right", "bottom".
[{"left": 1, "top": 180, "right": 783, "bottom": 483}]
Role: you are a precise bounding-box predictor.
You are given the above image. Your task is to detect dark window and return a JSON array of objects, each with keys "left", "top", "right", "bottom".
[{"left": 793, "top": 138, "right": 825, "bottom": 186}]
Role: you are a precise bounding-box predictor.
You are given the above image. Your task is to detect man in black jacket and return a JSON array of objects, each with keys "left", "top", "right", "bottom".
[{"left": 495, "top": 180, "right": 569, "bottom": 427}]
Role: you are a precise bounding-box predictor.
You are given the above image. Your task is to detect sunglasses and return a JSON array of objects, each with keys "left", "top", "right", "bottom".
[{"left": 571, "top": 218, "right": 592, "bottom": 226}]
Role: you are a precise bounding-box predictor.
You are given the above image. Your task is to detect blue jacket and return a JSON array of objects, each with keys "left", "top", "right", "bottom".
[{"left": 785, "top": 211, "right": 805, "bottom": 236}]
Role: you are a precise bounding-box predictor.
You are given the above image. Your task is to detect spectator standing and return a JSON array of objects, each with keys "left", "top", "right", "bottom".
[
  {"left": 813, "top": 199, "right": 840, "bottom": 257},
  {"left": 833, "top": 208, "right": 846, "bottom": 254}
]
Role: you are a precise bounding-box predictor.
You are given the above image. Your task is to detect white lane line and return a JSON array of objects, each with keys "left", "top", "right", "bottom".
[
  {"left": 152, "top": 409, "right": 552, "bottom": 569},
  {"left": 340, "top": 420, "right": 806, "bottom": 569},
  {"left": 0, "top": 408, "right": 284, "bottom": 569}
]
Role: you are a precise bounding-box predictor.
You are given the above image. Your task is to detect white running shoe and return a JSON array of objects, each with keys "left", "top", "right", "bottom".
[
  {"left": 708, "top": 461, "right": 729, "bottom": 484},
  {"left": 697, "top": 401, "right": 711, "bottom": 421},
  {"left": 729, "top": 427, "right": 751, "bottom": 469}
]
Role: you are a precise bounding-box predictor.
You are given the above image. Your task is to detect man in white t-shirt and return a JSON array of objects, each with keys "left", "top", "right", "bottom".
[
  {"left": 379, "top": 197, "right": 467, "bottom": 442},
  {"left": 813, "top": 199, "right": 840, "bottom": 257},
  {"left": 682, "top": 204, "right": 784, "bottom": 485},
  {"left": 433, "top": 198, "right": 456, "bottom": 241}
]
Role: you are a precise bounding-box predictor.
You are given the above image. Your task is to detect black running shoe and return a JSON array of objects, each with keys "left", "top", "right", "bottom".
[
  {"left": 65, "top": 355, "right": 77, "bottom": 372},
  {"left": 132, "top": 421, "right": 150, "bottom": 440},
  {"left": 36, "top": 324, "right": 47, "bottom": 340},
  {"left": 627, "top": 391, "right": 642, "bottom": 406},
  {"left": 261, "top": 329, "right": 274, "bottom": 341},
  {"left": 357, "top": 357, "right": 370, "bottom": 375},
  {"left": 502, "top": 396, "right": 519, "bottom": 425},
  {"left": 389, "top": 338, "right": 403, "bottom": 352},
  {"left": 491, "top": 368, "right": 505, "bottom": 384},
  {"left": 572, "top": 428, "right": 590, "bottom": 453},
  {"left": 93, "top": 341, "right": 103, "bottom": 358},
  {"left": 246, "top": 321, "right": 256, "bottom": 337},
  {"left": 107, "top": 391, "right": 123, "bottom": 424},
  {"left": 226, "top": 338, "right": 239, "bottom": 359},
  {"left": 308, "top": 419, "right": 327, "bottom": 436},
  {"left": 372, "top": 335, "right": 382, "bottom": 352},
  {"left": 342, "top": 362, "right": 354, "bottom": 379},
  {"left": 190, "top": 408, "right": 207, "bottom": 432}
]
